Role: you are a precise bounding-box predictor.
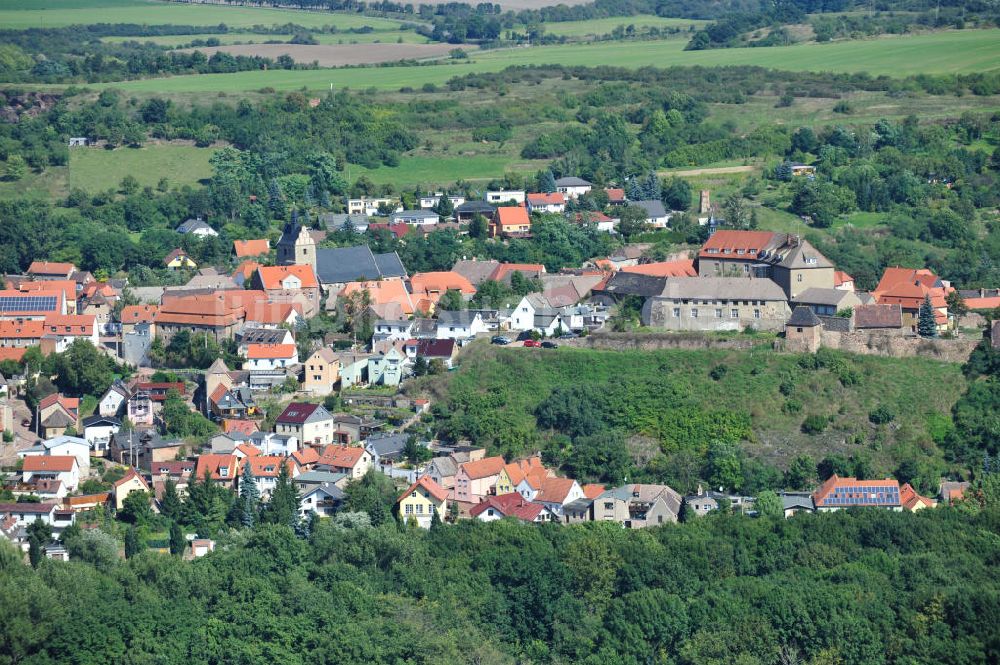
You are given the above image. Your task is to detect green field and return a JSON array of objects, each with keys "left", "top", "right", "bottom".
[
  {"left": 90, "top": 29, "right": 1000, "bottom": 94},
  {"left": 68, "top": 143, "right": 217, "bottom": 192},
  {"left": 348, "top": 154, "right": 549, "bottom": 187},
  {"left": 103, "top": 30, "right": 432, "bottom": 47},
  {"left": 0, "top": 0, "right": 407, "bottom": 29},
  {"left": 538, "top": 15, "right": 706, "bottom": 37}
]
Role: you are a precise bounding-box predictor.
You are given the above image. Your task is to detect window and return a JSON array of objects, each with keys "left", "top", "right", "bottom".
[
  {"left": 416, "top": 504, "right": 423, "bottom": 514},
  {"left": 672, "top": 308, "right": 680, "bottom": 318},
  {"left": 604, "top": 502, "right": 614, "bottom": 510},
  {"left": 797, "top": 274, "right": 803, "bottom": 282},
  {"left": 691, "top": 309, "right": 698, "bottom": 318},
  {"left": 731, "top": 309, "right": 739, "bottom": 318},
  {"left": 715, "top": 309, "right": 723, "bottom": 318},
  {"left": 754, "top": 309, "right": 761, "bottom": 319},
  {"left": 405, "top": 504, "right": 413, "bottom": 515}
]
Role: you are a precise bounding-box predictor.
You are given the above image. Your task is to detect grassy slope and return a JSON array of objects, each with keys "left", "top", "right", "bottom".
[
  {"left": 84, "top": 29, "right": 1000, "bottom": 93},
  {"left": 68, "top": 144, "right": 217, "bottom": 192},
  {"left": 537, "top": 15, "right": 706, "bottom": 37},
  {"left": 349, "top": 154, "right": 550, "bottom": 186},
  {"left": 0, "top": 0, "right": 407, "bottom": 29},
  {"left": 427, "top": 344, "right": 965, "bottom": 471}
]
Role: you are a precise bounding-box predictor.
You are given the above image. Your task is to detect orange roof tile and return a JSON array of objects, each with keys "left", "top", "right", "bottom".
[
  {"left": 23, "top": 455, "right": 77, "bottom": 472},
  {"left": 222, "top": 419, "right": 259, "bottom": 435},
  {"left": 399, "top": 475, "right": 449, "bottom": 504},
  {"left": 605, "top": 188, "right": 626, "bottom": 202},
  {"left": 246, "top": 455, "right": 294, "bottom": 478},
  {"left": 409, "top": 271, "right": 476, "bottom": 297},
  {"left": 502, "top": 457, "right": 546, "bottom": 486},
  {"left": 233, "top": 239, "right": 270, "bottom": 258},
  {"left": 582, "top": 483, "right": 606, "bottom": 499},
  {"left": 195, "top": 454, "right": 238, "bottom": 482},
  {"left": 900, "top": 482, "right": 935, "bottom": 510},
  {"left": 535, "top": 477, "right": 577, "bottom": 504},
  {"left": 120, "top": 304, "right": 158, "bottom": 324},
  {"left": 621, "top": 259, "right": 697, "bottom": 278},
  {"left": 233, "top": 260, "right": 262, "bottom": 282},
  {"left": 20, "top": 280, "right": 77, "bottom": 302},
  {"left": 339, "top": 279, "right": 414, "bottom": 315},
  {"left": 318, "top": 445, "right": 367, "bottom": 469},
  {"left": 0, "top": 347, "right": 27, "bottom": 362},
  {"left": 489, "top": 263, "right": 545, "bottom": 282},
  {"left": 113, "top": 468, "right": 149, "bottom": 490},
  {"left": 496, "top": 206, "right": 531, "bottom": 228},
  {"left": 460, "top": 455, "right": 506, "bottom": 480},
  {"left": 246, "top": 343, "right": 297, "bottom": 360},
  {"left": 291, "top": 447, "right": 320, "bottom": 466},
  {"left": 235, "top": 443, "right": 262, "bottom": 458},
  {"left": 255, "top": 264, "right": 319, "bottom": 290},
  {"left": 0, "top": 319, "right": 45, "bottom": 339},
  {"left": 527, "top": 192, "right": 565, "bottom": 206},
  {"left": 27, "top": 261, "right": 75, "bottom": 276},
  {"left": 698, "top": 230, "right": 777, "bottom": 259},
  {"left": 833, "top": 270, "right": 853, "bottom": 287},
  {"left": 967, "top": 296, "right": 1000, "bottom": 311}
]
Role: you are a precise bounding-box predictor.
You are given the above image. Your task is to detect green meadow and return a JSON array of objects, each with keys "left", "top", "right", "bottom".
[
  {"left": 68, "top": 143, "right": 217, "bottom": 192},
  {"left": 538, "top": 15, "right": 706, "bottom": 37},
  {"left": 102, "top": 30, "right": 432, "bottom": 47},
  {"left": 348, "top": 154, "right": 550, "bottom": 187},
  {"left": 92, "top": 29, "right": 1000, "bottom": 94},
  {"left": 0, "top": 0, "right": 407, "bottom": 29}
]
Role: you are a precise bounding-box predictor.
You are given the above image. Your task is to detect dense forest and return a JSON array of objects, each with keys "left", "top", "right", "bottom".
[{"left": 4, "top": 484, "right": 1000, "bottom": 664}]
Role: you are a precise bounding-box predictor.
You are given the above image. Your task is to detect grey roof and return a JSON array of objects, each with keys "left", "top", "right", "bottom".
[
  {"left": 41, "top": 410, "right": 75, "bottom": 428},
  {"left": 375, "top": 319, "right": 412, "bottom": 329},
  {"left": 176, "top": 218, "right": 215, "bottom": 234},
  {"left": 314, "top": 245, "right": 406, "bottom": 284},
  {"left": 301, "top": 482, "right": 346, "bottom": 501},
  {"left": 633, "top": 199, "right": 667, "bottom": 218},
  {"left": 411, "top": 318, "right": 438, "bottom": 337},
  {"left": 787, "top": 306, "right": 822, "bottom": 327},
  {"left": 563, "top": 498, "right": 593, "bottom": 513},
  {"left": 390, "top": 210, "right": 439, "bottom": 222},
  {"left": 555, "top": 176, "right": 591, "bottom": 187},
  {"left": 793, "top": 288, "right": 854, "bottom": 307},
  {"left": 452, "top": 259, "right": 500, "bottom": 285},
  {"left": 428, "top": 456, "right": 458, "bottom": 477},
  {"left": 597, "top": 272, "right": 667, "bottom": 298},
  {"left": 657, "top": 277, "right": 788, "bottom": 302},
  {"left": 365, "top": 433, "right": 409, "bottom": 457},
  {"left": 770, "top": 238, "right": 832, "bottom": 270},
  {"left": 294, "top": 470, "right": 347, "bottom": 485},
  {"left": 240, "top": 328, "right": 290, "bottom": 345},
  {"left": 436, "top": 310, "right": 481, "bottom": 327},
  {"left": 322, "top": 213, "right": 369, "bottom": 231},
  {"left": 780, "top": 493, "right": 814, "bottom": 511},
  {"left": 455, "top": 201, "right": 494, "bottom": 214},
  {"left": 82, "top": 415, "right": 121, "bottom": 427}
]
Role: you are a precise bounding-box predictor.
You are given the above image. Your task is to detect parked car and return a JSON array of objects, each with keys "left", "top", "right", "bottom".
[
  {"left": 491, "top": 336, "right": 511, "bottom": 345},
  {"left": 558, "top": 332, "right": 577, "bottom": 339},
  {"left": 516, "top": 331, "right": 535, "bottom": 341},
  {"left": 541, "top": 341, "right": 559, "bottom": 349},
  {"left": 523, "top": 339, "right": 541, "bottom": 347}
]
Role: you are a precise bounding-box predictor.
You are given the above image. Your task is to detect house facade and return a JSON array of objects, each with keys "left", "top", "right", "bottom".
[
  {"left": 397, "top": 476, "right": 449, "bottom": 528},
  {"left": 275, "top": 403, "right": 335, "bottom": 446}
]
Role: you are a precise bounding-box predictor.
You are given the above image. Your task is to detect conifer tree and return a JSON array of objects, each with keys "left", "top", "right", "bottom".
[
  {"left": 917, "top": 294, "right": 938, "bottom": 338},
  {"left": 124, "top": 525, "right": 144, "bottom": 559},
  {"left": 239, "top": 459, "right": 260, "bottom": 528},
  {"left": 160, "top": 479, "right": 182, "bottom": 520},
  {"left": 169, "top": 521, "right": 185, "bottom": 556},
  {"left": 264, "top": 461, "right": 298, "bottom": 529}
]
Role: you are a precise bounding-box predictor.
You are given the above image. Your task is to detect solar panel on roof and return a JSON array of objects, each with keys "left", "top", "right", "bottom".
[{"left": 0, "top": 295, "right": 57, "bottom": 312}]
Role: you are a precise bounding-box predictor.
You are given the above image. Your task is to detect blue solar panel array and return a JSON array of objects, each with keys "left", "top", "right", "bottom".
[
  {"left": 0, "top": 295, "right": 58, "bottom": 313},
  {"left": 822, "top": 485, "right": 900, "bottom": 506}
]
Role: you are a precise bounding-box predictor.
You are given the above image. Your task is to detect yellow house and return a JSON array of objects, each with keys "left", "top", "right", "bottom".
[
  {"left": 113, "top": 468, "right": 150, "bottom": 510},
  {"left": 496, "top": 457, "right": 548, "bottom": 495},
  {"left": 164, "top": 248, "right": 197, "bottom": 270},
  {"left": 396, "top": 476, "right": 449, "bottom": 528},
  {"left": 303, "top": 347, "right": 340, "bottom": 395}
]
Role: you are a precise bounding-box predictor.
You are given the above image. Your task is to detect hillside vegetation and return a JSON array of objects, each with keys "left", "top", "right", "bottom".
[{"left": 418, "top": 344, "right": 966, "bottom": 492}]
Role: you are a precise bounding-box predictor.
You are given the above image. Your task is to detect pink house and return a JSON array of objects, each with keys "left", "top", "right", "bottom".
[{"left": 454, "top": 456, "right": 505, "bottom": 503}]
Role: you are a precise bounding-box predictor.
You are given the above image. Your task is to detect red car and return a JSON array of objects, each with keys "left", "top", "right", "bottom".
[{"left": 523, "top": 339, "right": 541, "bottom": 347}]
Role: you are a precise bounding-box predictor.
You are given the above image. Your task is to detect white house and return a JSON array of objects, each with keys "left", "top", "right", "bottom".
[
  {"left": 21, "top": 455, "right": 80, "bottom": 492},
  {"left": 515, "top": 476, "right": 583, "bottom": 518},
  {"left": 373, "top": 319, "right": 414, "bottom": 342},
  {"left": 435, "top": 310, "right": 488, "bottom": 340},
  {"left": 633, "top": 200, "right": 671, "bottom": 228},
  {"left": 98, "top": 382, "right": 129, "bottom": 417},
  {"left": 484, "top": 190, "right": 526, "bottom": 205},
  {"left": 19, "top": 435, "right": 91, "bottom": 477},
  {"left": 248, "top": 431, "right": 300, "bottom": 457},
  {"left": 0, "top": 502, "right": 73, "bottom": 531},
  {"left": 419, "top": 193, "right": 465, "bottom": 209},
  {"left": 555, "top": 177, "right": 592, "bottom": 200},
  {"left": 244, "top": 344, "right": 299, "bottom": 372},
  {"left": 390, "top": 210, "right": 440, "bottom": 226},
  {"left": 346, "top": 197, "right": 401, "bottom": 216},
  {"left": 509, "top": 294, "right": 568, "bottom": 335},
  {"left": 176, "top": 218, "right": 219, "bottom": 237},
  {"left": 241, "top": 456, "right": 299, "bottom": 499},
  {"left": 526, "top": 192, "right": 566, "bottom": 214},
  {"left": 299, "top": 483, "right": 345, "bottom": 518},
  {"left": 81, "top": 416, "right": 121, "bottom": 455}
]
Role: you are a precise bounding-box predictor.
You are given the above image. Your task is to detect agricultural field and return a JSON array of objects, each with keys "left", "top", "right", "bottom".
[
  {"left": 172, "top": 42, "right": 463, "bottom": 66},
  {"left": 103, "top": 31, "right": 432, "bottom": 46},
  {"left": 93, "top": 29, "right": 1000, "bottom": 94},
  {"left": 0, "top": 0, "right": 408, "bottom": 30},
  {"left": 348, "top": 154, "right": 549, "bottom": 187},
  {"left": 68, "top": 143, "right": 217, "bottom": 192},
  {"left": 536, "top": 15, "right": 706, "bottom": 38}
]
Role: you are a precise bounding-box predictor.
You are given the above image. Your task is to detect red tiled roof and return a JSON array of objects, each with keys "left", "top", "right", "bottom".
[
  {"left": 833, "top": 270, "right": 853, "bottom": 287},
  {"left": 495, "top": 206, "right": 530, "bottom": 229},
  {"left": 582, "top": 483, "right": 606, "bottom": 499},
  {"left": 255, "top": 264, "right": 319, "bottom": 290},
  {"left": 246, "top": 455, "right": 294, "bottom": 478},
  {"left": 812, "top": 474, "right": 901, "bottom": 508},
  {"left": 535, "top": 477, "right": 577, "bottom": 504},
  {"left": 222, "top": 419, "right": 259, "bottom": 435},
  {"left": 698, "top": 230, "right": 777, "bottom": 259},
  {"left": 502, "top": 457, "right": 546, "bottom": 487},
  {"left": 398, "top": 475, "right": 449, "bottom": 504},
  {"left": 233, "top": 260, "right": 262, "bottom": 282},
  {"left": 39, "top": 393, "right": 79, "bottom": 413},
  {"left": 276, "top": 402, "right": 322, "bottom": 425},
  {"left": 233, "top": 239, "right": 270, "bottom": 258},
  {"left": 853, "top": 304, "right": 903, "bottom": 329},
  {"left": 163, "top": 248, "right": 194, "bottom": 266},
  {"left": 409, "top": 271, "right": 476, "bottom": 297},
  {"left": 489, "top": 263, "right": 545, "bottom": 282},
  {"left": 151, "top": 461, "right": 195, "bottom": 476},
  {"left": 120, "top": 304, "right": 158, "bottom": 324},
  {"left": 22, "top": 455, "right": 77, "bottom": 472},
  {"left": 966, "top": 296, "right": 1000, "bottom": 311},
  {"left": 235, "top": 443, "right": 262, "bottom": 458},
  {"left": 621, "top": 260, "right": 697, "bottom": 278},
  {"left": 28, "top": 261, "right": 75, "bottom": 276},
  {"left": 246, "top": 343, "right": 296, "bottom": 360},
  {"left": 900, "top": 483, "right": 935, "bottom": 510},
  {"left": 0, "top": 319, "right": 44, "bottom": 340},
  {"left": 20, "top": 280, "right": 77, "bottom": 303},
  {"left": 318, "top": 444, "right": 366, "bottom": 469},
  {"left": 195, "top": 454, "right": 238, "bottom": 482},
  {"left": 114, "top": 468, "right": 149, "bottom": 490},
  {"left": 291, "top": 447, "right": 320, "bottom": 466},
  {"left": 469, "top": 492, "right": 546, "bottom": 521},
  {"left": 0, "top": 347, "right": 27, "bottom": 362},
  {"left": 368, "top": 222, "right": 412, "bottom": 238},
  {"left": 605, "top": 188, "right": 626, "bottom": 202},
  {"left": 527, "top": 192, "right": 565, "bottom": 206},
  {"left": 459, "top": 455, "right": 505, "bottom": 480}
]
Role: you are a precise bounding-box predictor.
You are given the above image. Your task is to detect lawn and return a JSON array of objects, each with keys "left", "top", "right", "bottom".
[
  {"left": 535, "top": 15, "right": 706, "bottom": 38},
  {"left": 348, "top": 154, "right": 549, "bottom": 187},
  {"left": 68, "top": 143, "right": 217, "bottom": 192},
  {"left": 92, "top": 29, "right": 1000, "bottom": 94},
  {"left": 0, "top": 0, "right": 407, "bottom": 29}
]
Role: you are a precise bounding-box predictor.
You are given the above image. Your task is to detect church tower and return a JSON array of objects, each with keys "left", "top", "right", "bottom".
[{"left": 276, "top": 213, "right": 316, "bottom": 271}]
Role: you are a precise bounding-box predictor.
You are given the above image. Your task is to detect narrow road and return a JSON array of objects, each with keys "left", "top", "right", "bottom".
[{"left": 657, "top": 165, "right": 758, "bottom": 177}]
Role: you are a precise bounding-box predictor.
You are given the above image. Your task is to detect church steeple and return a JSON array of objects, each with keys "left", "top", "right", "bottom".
[{"left": 276, "top": 214, "right": 316, "bottom": 270}]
